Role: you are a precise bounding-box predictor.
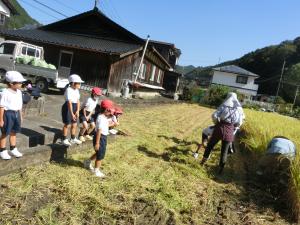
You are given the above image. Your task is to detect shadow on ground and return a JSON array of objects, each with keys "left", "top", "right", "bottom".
[{"left": 139, "top": 135, "right": 294, "bottom": 224}]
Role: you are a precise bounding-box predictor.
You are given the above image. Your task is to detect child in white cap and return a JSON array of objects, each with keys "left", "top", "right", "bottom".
[
  {"left": 0, "top": 71, "right": 26, "bottom": 160},
  {"left": 61, "top": 74, "right": 84, "bottom": 146}
]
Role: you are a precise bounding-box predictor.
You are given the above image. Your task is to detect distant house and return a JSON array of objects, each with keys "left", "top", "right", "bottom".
[
  {"left": 0, "top": 7, "right": 175, "bottom": 96},
  {"left": 212, "top": 65, "right": 259, "bottom": 98},
  {"left": 0, "top": 0, "right": 17, "bottom": 28}
]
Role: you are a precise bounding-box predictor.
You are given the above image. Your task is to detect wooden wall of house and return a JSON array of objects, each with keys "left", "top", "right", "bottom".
[
  {"left": 108, "top": 52, "right": 139, "bottom": 93},
  {"left": 4, "top": 37, "right": 110, "bottom": 88},
  {"left": 108, "top": 50, "right": 167, "bottom": 94},
  {"left": 43, "top": 45, "right": 110, "bottom": 88}
]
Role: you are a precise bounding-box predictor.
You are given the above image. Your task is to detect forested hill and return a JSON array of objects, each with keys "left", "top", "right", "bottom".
[
  {"left": 182, "top": 37, "right": 300, "bottom": 103},
  {"left": 7, "top": 0, "right": 40, "bottom": 29}
]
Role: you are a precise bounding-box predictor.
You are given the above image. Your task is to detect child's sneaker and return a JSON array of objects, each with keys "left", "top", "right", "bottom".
[
  {"left": 84, "top": 159, "right": 94, "bottom": 171},
  {"left": 0, "top": 150, "right": 11, "bottom": 160},
  {"left": 70, "top": 137, "right": 82, "bottom": 145},
  {"left": 79, "top": 136, "right": 86, "bottom": 142},
  {"left": 94, "top": 169, "right": 105, "bottom": 178},
  {"left": 85, "top": 135, "right": 93, "bottom": 141},
  {"left": 10, "top": 148, "right": 23, "bottom": 158},
  {"left": 193, "top": 153, "right": 199, "bottom": 159},
  {"left": 62, "top": 139, "right": 72, "bottom": 146}
]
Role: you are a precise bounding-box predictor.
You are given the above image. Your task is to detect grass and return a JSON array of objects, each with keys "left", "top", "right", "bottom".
[
  {"left": 240, "top": 109, "right": 300, "bottom": 221},
  {"left": 0, "top": 104, "right": 220, "bottom": 224},
  {"left": 0, "top": 104, "right": 294, "bottom": 224}
]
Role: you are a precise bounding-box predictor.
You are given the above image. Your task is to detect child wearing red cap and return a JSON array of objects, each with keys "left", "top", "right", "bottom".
[
  {"left": 84, "top": 99, "right": 114, "bottom": 178},
  {"left": 108, "top": 106, "right": 123, "bottom": 134},
  {"left": 108, "top": 106, "right": 122, "bottom": 126},
  {"left": 78, "top": 87, "right": 102, "bottom": 142}
]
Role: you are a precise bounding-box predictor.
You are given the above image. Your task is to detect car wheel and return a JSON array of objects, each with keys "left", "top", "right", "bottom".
[{"left": 36, "top": 79, "right": 49, "bottom": 92}]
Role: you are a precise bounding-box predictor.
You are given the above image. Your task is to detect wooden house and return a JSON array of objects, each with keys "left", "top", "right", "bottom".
[{"left": 0, "top": 7, "right": 172, "bottom": 96}]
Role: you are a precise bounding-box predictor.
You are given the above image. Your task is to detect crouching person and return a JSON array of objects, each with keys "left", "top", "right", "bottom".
[
  {"left": 0, "top": 71, "right": 26, "bottom": 160},
  {"left": 78, "top": 87, "right": 102, "bottom": 142},
  {"left": 84, "top": 99, "right": 114, "bottom": 178},
  {"left": 256, "top": 136, "right": 296, "bottom": 187},
  {"left": 193, "top": 125, "right": 215, "bottom": 159}
]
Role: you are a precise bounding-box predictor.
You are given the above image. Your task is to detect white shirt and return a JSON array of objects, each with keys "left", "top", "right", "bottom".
[
  {"left": 64, "top": 87, "right": 80, "bottom": 103},
  {"left": 203, "top": 126, "right": 214, "bottom": 136},
  {"left": 83, "top": 97, "right": 97, "bottom": 112},
  {"left": 96, "top": 114, "right": 109, "bottom": 135},
  {"left": 0, "top": 88, "right": 23, "bottom": 111}
]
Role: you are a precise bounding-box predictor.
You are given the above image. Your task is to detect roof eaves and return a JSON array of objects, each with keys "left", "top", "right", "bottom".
[
  {"left": 2, "top": 0, "right": 18, "bottom": 15},
  {"left": 40, "top": 8, "right": 144, "bottom": 44},
  {"left": 213, "top": 68, "right": 259, "bottom": 78},
  {"left": 0, "top": 31, "right": 122, "bottom": 55}
]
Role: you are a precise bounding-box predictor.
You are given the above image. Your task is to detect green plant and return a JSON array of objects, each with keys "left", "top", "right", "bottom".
[{"left": 201, "top": 85, "right": 232, "bottom": 107}]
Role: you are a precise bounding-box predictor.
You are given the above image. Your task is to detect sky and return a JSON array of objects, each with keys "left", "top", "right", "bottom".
[{"left": 18, "top": 0, "right": 300, "bottom": 67}]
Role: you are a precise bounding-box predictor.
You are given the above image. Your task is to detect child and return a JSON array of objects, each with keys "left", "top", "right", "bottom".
[
  {"left": 0, "top": 71, "right": 26, "bottom": 160},
  {"left": 61, "top": 74, "right": 84, "bottom": 146},
  {"left": 84, "top": 99, "right": 114, "bottom": 178},
  {"left": 109, "top": 106, "right": 123, "bottom": 127},
  {"left": 193, "top": 125, "right": 215, "bottom": 159},
  {"left": 78, "top": 87, "right": 102, "bottom": 142}
]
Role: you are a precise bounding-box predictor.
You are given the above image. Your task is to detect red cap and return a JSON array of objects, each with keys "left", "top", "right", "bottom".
[
  {"left": 114, "top": 106, "right": 123, "bottom": 115},
  {"left": 101, "top": 99, "right": 114, "bottom": 111},
  {"left": 92, "top": 87, "right": 102, "bottom": 96}
]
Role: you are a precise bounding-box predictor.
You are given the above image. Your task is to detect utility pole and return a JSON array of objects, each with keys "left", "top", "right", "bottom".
[
  {"left": 133, "top": 35, "right": 150, "bottom": 83},
  {"left": 291, "top": 85, "right": 299, "bottom": 112},
  {"left": 275, "top": 60, "right": 286, "bottom": 102}
]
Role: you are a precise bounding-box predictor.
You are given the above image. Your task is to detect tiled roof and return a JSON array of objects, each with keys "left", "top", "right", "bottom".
[
  {"left": 0, "top": 29, "right": 142, "bottom": 55},
  {"left": 213, "top": 65, "right": 259, "bottom": 77}
]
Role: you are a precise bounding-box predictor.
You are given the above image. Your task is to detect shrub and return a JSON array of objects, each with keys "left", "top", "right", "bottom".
[{"left": 201, "top": 85, "right": 232, "bottom": 107}]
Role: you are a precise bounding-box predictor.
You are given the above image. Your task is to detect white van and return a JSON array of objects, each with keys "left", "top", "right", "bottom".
[{"left": 0, "top": 40, "right": 69, "bottom": 92}]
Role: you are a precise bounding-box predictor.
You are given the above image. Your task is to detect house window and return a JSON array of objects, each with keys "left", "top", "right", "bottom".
[
  {"left": 0, "top": 43, "right": 15, "bottom": 55},
  {"left": 150, "top": 65, "right": 156, "bottom": 81},
  {"left": 139, "top": 63, "right": 146, "bottom": 79},
  {"left": 157, "top": 69, "right": 162, "bottom": 83},
  {"left": 0, "top": 14, "right": 6, "bottom": 26},
  {"left": 236, "top": 76, "right": 248, "bottom": 84}
]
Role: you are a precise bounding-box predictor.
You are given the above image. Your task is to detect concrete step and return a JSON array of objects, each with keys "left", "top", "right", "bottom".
[{"left": 0, "top": 140, "right": 94, "bottom": 176}]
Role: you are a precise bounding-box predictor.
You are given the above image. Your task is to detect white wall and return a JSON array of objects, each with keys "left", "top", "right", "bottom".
[
  {"left": 0, "top": 1, "right": 10, "bottom": 17},
  {"left": 212, "top": 71, "right": 258, "bottom": 96}
]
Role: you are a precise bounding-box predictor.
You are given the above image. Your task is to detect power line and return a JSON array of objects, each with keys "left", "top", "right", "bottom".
[
  {"left": 19, "top": 0, "right": 60, "bottom": 20},
  {"left": 52, "top": 0, "right": 80, "bottom": 13},
  {"left": 104, "top": 0, "right": 124, "bottom": 24},
  {"left": 32, "top": 0, "right": 68, "bottom": 18},
  {"left": 282, "top": 80, "right": 300, "bottom": 87},
  {"left": 100, "top": 0, "right": 115, "bottom": 20},
  {"left": 255, "top": 75, "right": 280, "bottom": 83}
]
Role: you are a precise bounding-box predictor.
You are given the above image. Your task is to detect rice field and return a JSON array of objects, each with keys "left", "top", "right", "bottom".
[
  {"left": 0, "top": 104, "right": 293, "bottom": 224},
  {"left": 241, "top": 109, "right": 300, "bottom": 221}
]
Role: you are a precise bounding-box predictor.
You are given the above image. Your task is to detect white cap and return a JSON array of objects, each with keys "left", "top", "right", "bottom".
[
  {"left": 68, "top": 74, "right": 84, "bottom": 83},
  {"left": 5, "top": 71, "right": 26, "bottom": 83}
]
